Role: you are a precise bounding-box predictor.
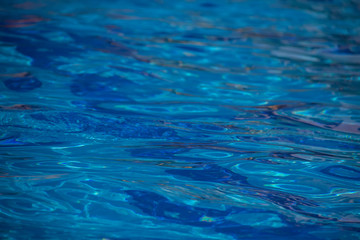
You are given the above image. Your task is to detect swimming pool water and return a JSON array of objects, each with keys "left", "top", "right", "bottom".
[{"left": 1, "top": 0, "right": 360, "bottom": 239}]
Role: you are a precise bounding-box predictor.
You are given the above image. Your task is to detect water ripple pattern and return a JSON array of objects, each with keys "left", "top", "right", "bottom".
[{"left": 0, "top": 0, "right": 360, "bottom": 239}]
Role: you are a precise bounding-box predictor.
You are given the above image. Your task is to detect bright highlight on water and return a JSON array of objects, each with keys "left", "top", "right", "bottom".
[{"left": 0, "top": 0, "right": 360, "bottom": 239}]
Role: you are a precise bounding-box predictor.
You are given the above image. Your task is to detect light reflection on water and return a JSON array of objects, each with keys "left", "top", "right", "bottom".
[{"left": 0, "top": 0, "right": 360, "bottom": 239}]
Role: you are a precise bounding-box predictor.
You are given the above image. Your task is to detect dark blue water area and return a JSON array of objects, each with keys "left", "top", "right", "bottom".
[{"left": 1, "top": 0, "right": 360, "bottom": 239}]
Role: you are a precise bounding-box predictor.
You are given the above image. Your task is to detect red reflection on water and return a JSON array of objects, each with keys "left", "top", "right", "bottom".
[{"left": 2, "top": 15, "right": 47, "bottom": 28}]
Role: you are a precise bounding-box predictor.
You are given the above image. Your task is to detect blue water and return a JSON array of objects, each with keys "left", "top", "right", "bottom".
[{"left": 1, "top": 0, "right": 360, "bottom": 239}]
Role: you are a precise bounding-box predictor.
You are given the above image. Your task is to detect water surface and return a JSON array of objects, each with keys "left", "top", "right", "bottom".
[{"left": 1, "top": 0, "right": 360, "bottom": 239}]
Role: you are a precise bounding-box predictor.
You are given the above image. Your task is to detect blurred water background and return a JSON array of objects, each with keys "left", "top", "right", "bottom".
[{"left": 0, "top": 0, "right": 360, "bottom": 239}]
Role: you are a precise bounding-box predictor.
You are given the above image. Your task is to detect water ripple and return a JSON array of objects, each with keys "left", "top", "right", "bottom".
[{"left": 1, "top": 0, "right": 360, "bottom": 239}]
